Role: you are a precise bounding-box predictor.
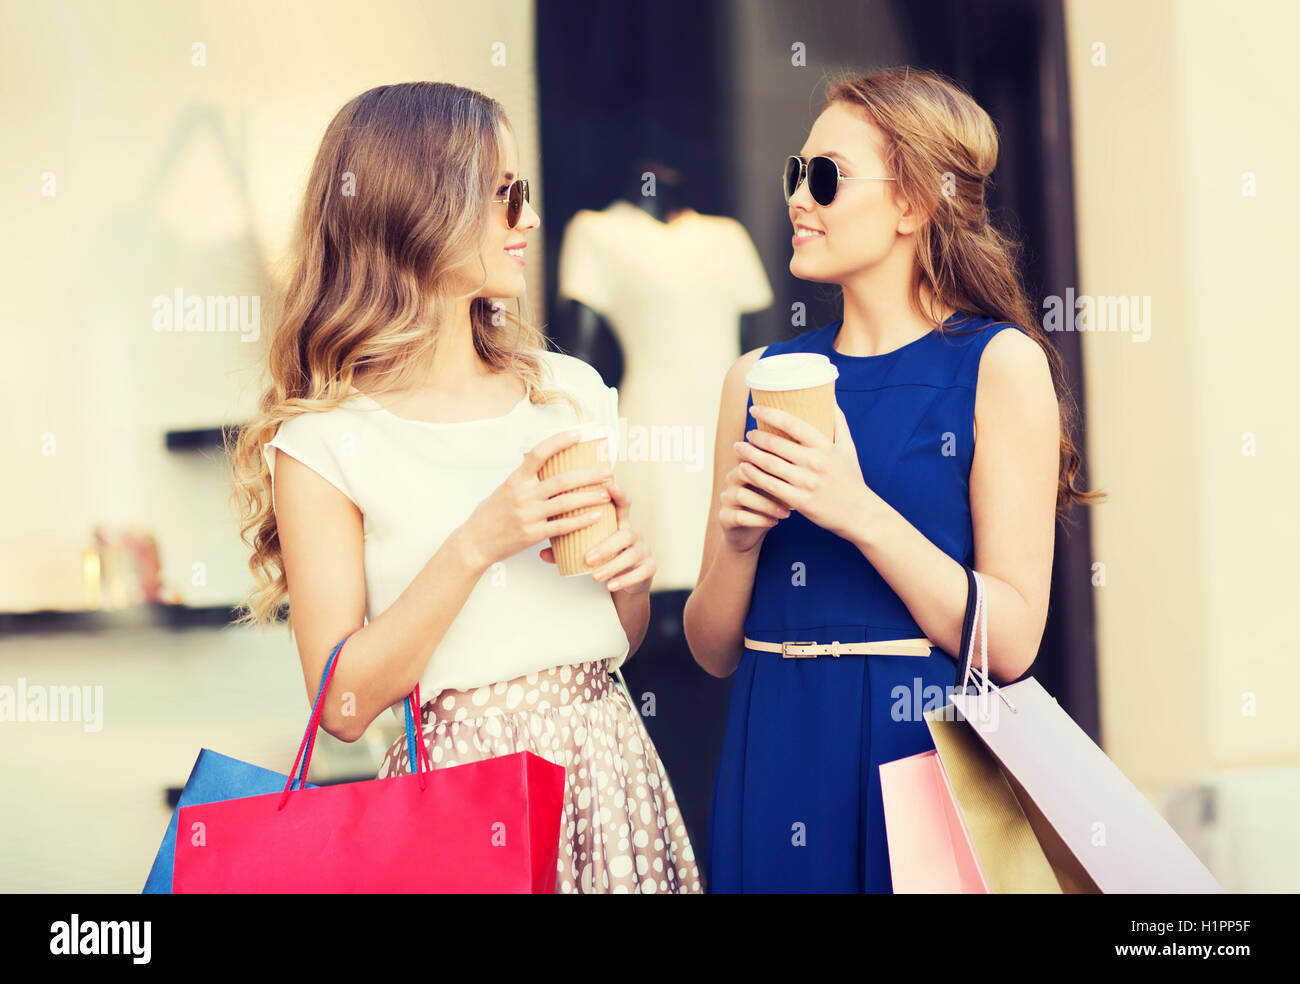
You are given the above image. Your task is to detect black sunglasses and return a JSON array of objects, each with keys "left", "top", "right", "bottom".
[
  {"left": 782, "top": 155, "right": 895, "bottom": 207},
  {"left": 493, "top": 177, "right": 531, "bottom": 228}
]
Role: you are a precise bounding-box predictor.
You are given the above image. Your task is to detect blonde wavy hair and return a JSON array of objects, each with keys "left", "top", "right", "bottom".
[
  {"left": 825, "top": 66, "right": 1106, "bottom": 522},
  {"left": 227, "top": 81, "right": 581, "bottom": 628}
]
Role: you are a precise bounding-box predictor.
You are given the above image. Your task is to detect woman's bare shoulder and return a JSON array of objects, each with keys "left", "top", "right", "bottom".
[{"left": 726, "top": 345, "right": 769, "bottom": 386}]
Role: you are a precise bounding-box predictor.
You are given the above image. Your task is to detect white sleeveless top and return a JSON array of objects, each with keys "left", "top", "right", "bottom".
[{"left": 262, "top": 349, "right": 628, "bottom": 725}]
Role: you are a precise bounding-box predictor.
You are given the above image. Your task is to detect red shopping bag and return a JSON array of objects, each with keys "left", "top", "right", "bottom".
[{"left": 172, "top": 635, "right": 567, "bottom": 893}]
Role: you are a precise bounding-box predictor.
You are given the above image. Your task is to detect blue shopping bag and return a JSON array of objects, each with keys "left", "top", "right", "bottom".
[{"left": 142, "top": 748, "right": 319, "bottom": 893}]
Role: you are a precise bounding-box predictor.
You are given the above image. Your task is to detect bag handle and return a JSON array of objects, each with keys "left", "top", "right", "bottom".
[
  {"left": 951, "top": 564, "right": 1016, "bottom": 712},
  {"left": 953, "top": 564, "right": 982, "bottom": 691},
  {"left": 277, "top": 634, "right": 428, "bottom": 810},
  {"left": 403, "top": 682, "right": 433, "bottom": 777}
]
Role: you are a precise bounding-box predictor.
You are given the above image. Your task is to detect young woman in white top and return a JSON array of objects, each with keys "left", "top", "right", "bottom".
[{"left": 230, "top": 81, "right": 700, "bottom": 894}]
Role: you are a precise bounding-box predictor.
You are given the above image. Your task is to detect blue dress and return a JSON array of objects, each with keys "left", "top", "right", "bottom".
[{"left": 705, "top": 311, "right": 1028, "bottom": 893}]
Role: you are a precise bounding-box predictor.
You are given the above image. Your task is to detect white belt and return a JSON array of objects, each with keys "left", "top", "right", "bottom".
[{"left": 743, "top": 636, "right": 934, "bottom": 659}]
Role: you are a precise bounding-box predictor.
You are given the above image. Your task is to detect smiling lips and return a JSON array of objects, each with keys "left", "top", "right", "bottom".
[
  {"left": 792, "top": 225, "right": 825, "bottom": 246},
  {"left": 505, "top": 242, "right": 527, "bottom": 265}
]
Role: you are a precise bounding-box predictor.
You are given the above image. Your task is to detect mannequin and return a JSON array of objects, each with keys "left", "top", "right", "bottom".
[
  {"left": 555, "top": 163, "right": 772, "bottom": 592},
  {"left": 561, "top": 161, "right": 690, "bottom": 369}
]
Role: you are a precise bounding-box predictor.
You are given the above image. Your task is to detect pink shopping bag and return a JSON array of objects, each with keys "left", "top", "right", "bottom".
[{"left": 880, "top": 749, "right": 990, "bottom": 893}]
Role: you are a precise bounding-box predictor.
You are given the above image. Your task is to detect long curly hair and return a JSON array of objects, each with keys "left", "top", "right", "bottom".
[
  {"left": 825, "top": 67, "right": 1106, "bottom": 523},
  {"left": 227, "top": 82, "right": 580, "bottom": 628}
]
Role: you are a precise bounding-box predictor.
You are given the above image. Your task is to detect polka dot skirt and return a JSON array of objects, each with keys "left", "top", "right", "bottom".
[{"left": 376, "top": 658, "right": 702, "bottom": 894}]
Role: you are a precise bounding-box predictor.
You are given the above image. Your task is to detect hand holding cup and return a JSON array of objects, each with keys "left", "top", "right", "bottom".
[
  {"left": 733, "top": 351, "right": 877, "bottom": 542},
  {"left": 460, "top": 427, "right": 614, "bottom": 571},
  {"left": 536, "top": 423, "right": 620, "bottom": 576},
  {"left": 737, "top": 401, "right": 874, "bottom": 542},
  {"left": 540, "top": 479, "right": 655, "bottom": 595}
]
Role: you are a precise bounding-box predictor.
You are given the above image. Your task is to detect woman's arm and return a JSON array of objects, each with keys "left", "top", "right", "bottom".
[
  {"left": 847, "top": 329, "right": 1059, "bottom": 682},
  {"left": 558, "top": 479, "right": 655, "bottom": 658},
  {"left": 611, "top": 589, "right": 650, "bottom": 658},
  {"left": 274, "top": 451, "right": 490, "bottom": 743},
  {"left": 683, "top": 346, "right": 770, "bottom": 679},
  {"left": 275, "top": 430, "right": 616, "bottom": 742}
]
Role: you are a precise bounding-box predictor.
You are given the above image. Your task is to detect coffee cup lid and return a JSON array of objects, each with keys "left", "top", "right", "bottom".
[{"left": 746, "top": 352, "right": 839, "bottom": 391}]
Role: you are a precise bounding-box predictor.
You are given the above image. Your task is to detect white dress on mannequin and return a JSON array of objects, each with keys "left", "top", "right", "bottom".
[{"left": 558, "top": 200, "right": 773, "bottom": 590}]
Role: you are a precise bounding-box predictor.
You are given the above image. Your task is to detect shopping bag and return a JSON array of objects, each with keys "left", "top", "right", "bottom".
[
  {"left": 880, "top": 564, "right": 1060, "bottom": 892},
  {"left": 923, "top": 715, "right": 1066, "bottom": 892},
  {"left": 150, "top": 634, "right": 567, "bottom": 893},
  {"left": 143, "top": 641, "right": 353, "bottom": 894},
  {"left": 930, "top": 565, "right": 1224, "bottom": 894},
  {"left": 879, "top": 749, "right": 990, "bottom": 893}
]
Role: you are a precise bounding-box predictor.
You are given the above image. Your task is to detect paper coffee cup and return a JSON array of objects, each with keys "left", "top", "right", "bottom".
[
  {"left": 538, "top": 422, "right": 618, "bottom": 576},
  {"left": 746, "top": 353, "right": 840, "bottom": 440}
]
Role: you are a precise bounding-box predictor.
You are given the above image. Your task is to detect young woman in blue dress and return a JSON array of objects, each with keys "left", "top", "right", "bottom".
[{"left": 684, "top": 66, "right": 1104, "bottom": 892}]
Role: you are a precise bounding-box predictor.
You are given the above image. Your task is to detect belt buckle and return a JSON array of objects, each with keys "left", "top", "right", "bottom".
[{"left": 781, "top": 640, "right": 818, "bottom": 658}]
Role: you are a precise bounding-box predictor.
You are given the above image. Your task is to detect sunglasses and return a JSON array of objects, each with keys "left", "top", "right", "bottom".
[
  {"left": 492, "top": 177, "right": 531, "bottom": 228},
  {"left": 782, "top": 155, "right": 895, "bottom": 206}
]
